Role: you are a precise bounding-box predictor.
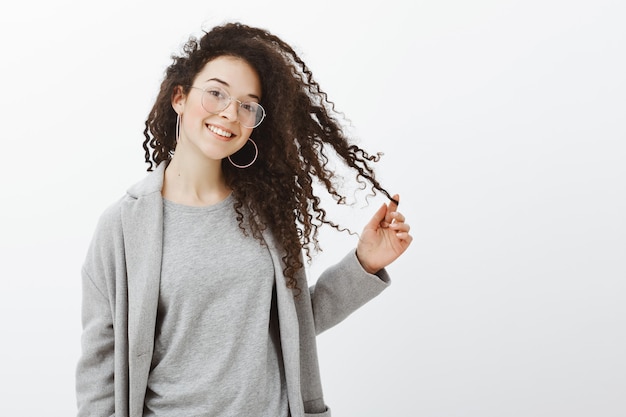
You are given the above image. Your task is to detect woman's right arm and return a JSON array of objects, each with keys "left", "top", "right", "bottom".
[
  {"left": 76, "top": 267, "right": 115, "bottom": 416},
  {"left": 75, "top": 204, "right": 121, "bottom": 417}
]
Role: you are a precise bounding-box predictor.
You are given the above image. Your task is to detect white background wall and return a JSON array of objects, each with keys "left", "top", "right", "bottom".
[{"left": 1, "top": 0, "right": 624, "bottom": 416}]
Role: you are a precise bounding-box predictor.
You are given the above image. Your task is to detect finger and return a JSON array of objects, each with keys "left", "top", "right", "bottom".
[
  {"left": 394, "top": 232, "right": 413, "bottom": 244},
  {"left": 385, "top": 194, "right": 400, "bottom": 224},
  {"left": 388, "top": 194, "right": 399, "bottom": 212},
  {"left": 389, "top": 211, "right": 406, "bottom": 224},
  {"left": 388, "top": 193, "right": 400, "bottom": 209},
  {"left": 390, "top": 222, "right": 410, "bottom": 233}
]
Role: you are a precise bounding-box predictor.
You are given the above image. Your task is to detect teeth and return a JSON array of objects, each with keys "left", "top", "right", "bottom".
[{"left": 208, "top": 125, "right": 233, "bottom": 138}]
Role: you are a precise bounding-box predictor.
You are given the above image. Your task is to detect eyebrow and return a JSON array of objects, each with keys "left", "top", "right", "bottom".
[{"left": 206, "top": 77, "right": 261, "bottom": 101}]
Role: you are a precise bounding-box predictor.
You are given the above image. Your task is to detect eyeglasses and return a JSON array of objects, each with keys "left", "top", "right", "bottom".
[{"left": 188, "top": 85, "right": 266, "bottom": 128}]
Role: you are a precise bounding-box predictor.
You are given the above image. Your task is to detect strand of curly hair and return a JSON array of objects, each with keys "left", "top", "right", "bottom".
[{"left": 142, "top": 22, "right": 398, "bottom": 293}]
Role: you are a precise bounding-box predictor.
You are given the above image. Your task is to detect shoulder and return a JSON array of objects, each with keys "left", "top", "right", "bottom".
[
  {"left": 84, "top": 195, "right": 128, "bottom": 265},
  {"left": 126, "top": 162, "right": 167, "bottom": 199},
  {"left": 93, "top": 162, "right": 167, "bottom": 232},
  {"left": 89, "top": 163, "right": 167, "bottom": 244},
  {"left": 93, "top": 195, "right": 126, "bottom": 234}
]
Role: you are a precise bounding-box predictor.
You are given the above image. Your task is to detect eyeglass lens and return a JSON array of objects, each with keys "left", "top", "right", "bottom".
[{"left": 201, "top": 86, "right": 265, "bottom": 128}]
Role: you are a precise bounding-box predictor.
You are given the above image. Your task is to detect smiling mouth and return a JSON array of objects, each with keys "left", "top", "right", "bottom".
[{"left": 207, "top": 124, "right": 234, "bottom": 138}]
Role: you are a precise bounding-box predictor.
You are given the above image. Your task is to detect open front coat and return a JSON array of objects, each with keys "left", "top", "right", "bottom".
[{"left": 75, "top": 162, "right": 391, "bottom": 417}]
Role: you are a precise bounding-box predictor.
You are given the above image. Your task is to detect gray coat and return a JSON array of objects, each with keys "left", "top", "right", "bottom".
[{"left": 76, "top": 162, "right": 391, "bottom": 417}]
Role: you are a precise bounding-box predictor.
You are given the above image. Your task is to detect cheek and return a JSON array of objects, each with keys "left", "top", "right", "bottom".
[
  {"left": 233, "top": 130, "right": 253, "bottom": 152},
  {"left": 185, "top": 103, "right": 207, "bottom": 123},
  {"left": 180, "top": 107, "right": 210, "bottom": 139},
  {"left": 240, "top": 126, "right": 254, "bottom": 140}
]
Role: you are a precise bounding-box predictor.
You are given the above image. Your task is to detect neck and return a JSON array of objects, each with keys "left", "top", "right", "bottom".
[{"left": 162, "top": 147, "right": 231, "bottom": 207}]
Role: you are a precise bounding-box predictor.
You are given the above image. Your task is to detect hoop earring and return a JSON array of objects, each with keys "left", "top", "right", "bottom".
[
  {"left": 175, "top": 113, "right": 181, "bottom": 142},
  {"left": 168, "top": 113, "right": 181, "bottom": 157},
  {"left": 228, "top": 138, "right": 258, "bottom": 168}
]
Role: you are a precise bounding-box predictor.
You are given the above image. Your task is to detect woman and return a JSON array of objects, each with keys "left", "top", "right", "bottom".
[{"left": 76, "top": 22, "right": 412, "bottom": 417}]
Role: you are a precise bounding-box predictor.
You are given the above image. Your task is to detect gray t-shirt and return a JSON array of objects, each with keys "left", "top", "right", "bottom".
[{"left": 143, "top": 195, "right": 288, "bottom": 417}]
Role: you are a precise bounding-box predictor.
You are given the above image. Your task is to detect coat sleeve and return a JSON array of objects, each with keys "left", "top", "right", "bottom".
[
  {"left": 75, "top": 204, "right": 121, "bottom": 417},
  {"left": 308, "top": 250, "right": 391, "bottom": 335}
]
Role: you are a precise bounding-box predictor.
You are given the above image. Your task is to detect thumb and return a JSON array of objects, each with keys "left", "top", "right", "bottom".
[{"left": 365, "top": 203, "right": 388, "bottom": 230}]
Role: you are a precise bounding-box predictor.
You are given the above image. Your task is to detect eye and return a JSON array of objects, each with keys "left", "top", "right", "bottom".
[
  {"left": 206, "top": 88, "right": 227, "bottom": 99},
  {"left": 240, "top": 102, "right": 256, "bottom": 113}
]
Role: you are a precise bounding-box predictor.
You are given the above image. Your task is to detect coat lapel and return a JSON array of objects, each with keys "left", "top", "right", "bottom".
[
  {"left": 120, "top": 163, "right": 166, "bottom": 417},
  {"left": 262, "top": 229, "right": 305, "bottom": 417}
]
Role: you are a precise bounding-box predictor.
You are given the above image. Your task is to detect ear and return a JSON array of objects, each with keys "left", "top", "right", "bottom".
[{"left": 171, "top": 85, "right": 186, "bottom": 113}]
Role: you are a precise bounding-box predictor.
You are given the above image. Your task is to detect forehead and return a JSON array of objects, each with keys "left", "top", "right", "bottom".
[{"left": 194, "top": 56, "right": 261, "bottom": 97}]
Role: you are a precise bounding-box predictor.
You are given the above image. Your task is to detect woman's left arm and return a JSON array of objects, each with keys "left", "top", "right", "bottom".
[{"left": 308, "top": 194, "right": 412, "bottom": 334}]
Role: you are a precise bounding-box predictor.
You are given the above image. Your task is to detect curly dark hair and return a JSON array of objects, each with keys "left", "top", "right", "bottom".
[{"left": 143, "top": 22, "right": 397, "bottom": 291}]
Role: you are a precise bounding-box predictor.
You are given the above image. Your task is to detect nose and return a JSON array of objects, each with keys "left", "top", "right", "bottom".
[{"left": 219, "top": 99, "right": 239, "bottom": 122}]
